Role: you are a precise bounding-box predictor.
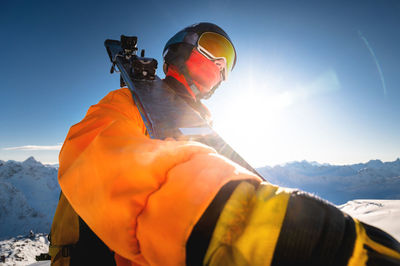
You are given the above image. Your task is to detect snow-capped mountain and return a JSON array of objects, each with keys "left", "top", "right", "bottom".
[
  {"left": 0, "top": 157, "right": 60, "bottom": 240},
  {"left": 257, "top": 158, "right": 400, "bottom": 204},
  {"left": 0, "top": 157, "right": 399, "bottom": 264}
]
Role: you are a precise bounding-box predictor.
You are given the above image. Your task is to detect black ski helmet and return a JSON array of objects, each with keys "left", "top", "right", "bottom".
[
  {"left": 162, "top": 23, "right": 237, "bottom": 99},
  {"left": 163, "top": 22, "right": 236, "bottom": 74}
]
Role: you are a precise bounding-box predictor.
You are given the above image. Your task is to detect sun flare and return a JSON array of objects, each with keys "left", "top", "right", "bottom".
[
  {"left": 211, "top": 82, "right": 292, "bottom": 167},
  {"left": 209, "top": 68, "right": 341, "bottom": 167}
]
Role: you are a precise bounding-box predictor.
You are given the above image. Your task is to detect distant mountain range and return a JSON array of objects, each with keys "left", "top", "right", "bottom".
[
  {"left": 0, "top": 157, "right": 59, "bottom": 239},
  {"left": 1, "top": 156, "right": 399, "bottom": 239},
  {"left": 257, "top": 158, "right": 400, "bottom": 204}
]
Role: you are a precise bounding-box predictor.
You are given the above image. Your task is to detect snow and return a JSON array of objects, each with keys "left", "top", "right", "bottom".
[
  {"left": 28, "top": 262, "right": 50, "bottom": 266},
  {"left": 0, "top": 233, "right": 49, "bottom": 265},
  {"left": 0, "top": 157, "right": 60, "bottom": 240},
  {"left": 339, "top": 199, "right": 400, "bottom": 241}
]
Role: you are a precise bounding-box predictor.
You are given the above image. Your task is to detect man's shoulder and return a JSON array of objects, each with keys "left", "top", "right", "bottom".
[
  {"left": 98, "top": 87, "right": 134, "bottom": 105},
  {"left": 108, "top": 87, "right": 132, "bottom": 100}
]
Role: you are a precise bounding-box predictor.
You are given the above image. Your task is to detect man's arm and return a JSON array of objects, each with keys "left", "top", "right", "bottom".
[
  {"left": 200, "top": 181, "right": 400, "bottom": 266},
  {"left": 58, "top": 88, "right": 261, "bottom": 265}
]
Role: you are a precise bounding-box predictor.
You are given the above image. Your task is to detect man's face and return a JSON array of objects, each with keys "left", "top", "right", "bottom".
[{"left": 186, "top": 49, "right": 224, "bottom": 94}]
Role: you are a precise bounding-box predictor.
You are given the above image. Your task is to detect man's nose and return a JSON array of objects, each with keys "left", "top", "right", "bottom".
[{"left": 214, "top": 58, "right": 226, "bottom": 72}]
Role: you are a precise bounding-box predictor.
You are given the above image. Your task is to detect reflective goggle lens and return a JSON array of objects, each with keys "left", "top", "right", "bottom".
[{"left": 197, "top": 32, "right": 236, "bottom": 76}]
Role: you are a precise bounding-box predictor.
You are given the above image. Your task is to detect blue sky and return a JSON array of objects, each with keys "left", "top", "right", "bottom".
[{"left": 1, "top": 0, "right": 399, "bottom": 166}]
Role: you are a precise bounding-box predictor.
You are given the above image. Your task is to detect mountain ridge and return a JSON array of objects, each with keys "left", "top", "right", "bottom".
[
  {"left": 0, "top": 157, "right": 59, "bottom": 240},
  {"left": 1, "top": 156, "right": 399, "bottom": 239},
  {"left": 257, "top": 158, "right": 400, "bottom": 204}
]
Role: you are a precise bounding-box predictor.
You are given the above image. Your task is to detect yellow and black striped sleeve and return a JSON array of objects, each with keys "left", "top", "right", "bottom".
[{"left": 186, "top": 181, "right": 400, "bottom": 266}]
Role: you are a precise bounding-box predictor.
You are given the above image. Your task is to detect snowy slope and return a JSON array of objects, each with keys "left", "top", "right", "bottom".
[
  {"left": 258, "top": 159, "right": 400, "bottom": 204},
  {"left": 339, "top": 199, "right": 400, "bottom": 241},
  {"left": 0, "top": 233, "right": 49, "bottom": 265},
  {"left": 0, "top": 157, "right": 60, "bottom": 240}
]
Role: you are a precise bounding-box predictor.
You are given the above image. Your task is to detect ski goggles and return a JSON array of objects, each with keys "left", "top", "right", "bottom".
[
  {"left": 164, "top": 31, "right": 236, "bottom": 79},
  {"left": 196, "top": 32, "right": 236, "bottom": 80}
]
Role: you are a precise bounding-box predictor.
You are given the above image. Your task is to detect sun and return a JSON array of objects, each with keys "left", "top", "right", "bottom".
[{"left": 208, "top": 78, "right": 293, "bottom": 167}]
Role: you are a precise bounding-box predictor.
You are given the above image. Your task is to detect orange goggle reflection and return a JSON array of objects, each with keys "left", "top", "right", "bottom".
[{"left": 197, "top": 32, "right": 236, "bottom": 79}]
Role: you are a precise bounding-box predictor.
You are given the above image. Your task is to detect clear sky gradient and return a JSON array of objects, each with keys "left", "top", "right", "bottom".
[{"left": 1, "top": 0, "right": 399, "bottom": 166}]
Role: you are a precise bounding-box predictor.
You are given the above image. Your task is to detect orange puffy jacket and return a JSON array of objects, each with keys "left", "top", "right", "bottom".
[{"left": 58, "top": 87, "right": 261, "bottom": 265}]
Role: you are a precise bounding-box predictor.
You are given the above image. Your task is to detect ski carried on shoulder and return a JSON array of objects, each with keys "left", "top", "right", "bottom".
[{"left": 105, "top": 35, "right": 263, "bottom": 179}]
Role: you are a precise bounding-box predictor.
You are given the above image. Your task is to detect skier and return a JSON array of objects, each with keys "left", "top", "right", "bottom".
[{"left": 50, "top": 23, "right": 400, "bottom": 265}]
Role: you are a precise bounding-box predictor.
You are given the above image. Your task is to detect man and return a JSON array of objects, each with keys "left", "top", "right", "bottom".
[{"left": 50, "top": 23, "right": 400, "bottom": 265}]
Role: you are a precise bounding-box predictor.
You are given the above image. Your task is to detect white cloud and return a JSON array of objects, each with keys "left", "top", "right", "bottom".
[{"left": 3, "top": 144, "right": 62, "bottom": 151}]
